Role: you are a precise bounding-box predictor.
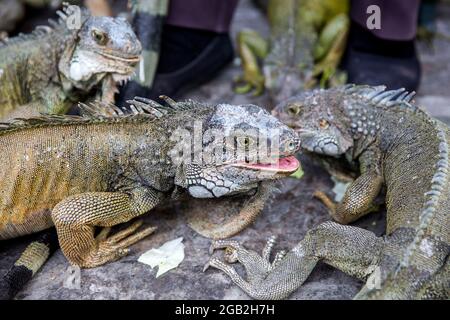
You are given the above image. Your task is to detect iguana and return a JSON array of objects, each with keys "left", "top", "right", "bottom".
[
  {"left": 205, "top": 85, "right": 449, "bottom": 299},
  {"left": 0, "top": 4, "right": 141, "bottom": 121},
  {"left": 235, "top": 0, "right": 349, "bottom": 102},
  {"left": 0, "top": 97, "right": 300, "bottom": 299}
]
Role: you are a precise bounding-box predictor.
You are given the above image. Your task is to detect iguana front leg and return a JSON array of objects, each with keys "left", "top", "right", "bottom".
[
  {"left": 0, "top": 101, "right": 46, "bottom": 121},
  {"left": 186, "top": 182, "right": 274, "bottom": 239},
  {"left": 234, "top": 29, "right": 268, "bottom": 95},
  {"left": 314, "top": 147, "right": 384, "bottom": 224},
  {"left": 51, "top": 187, "right": 164, "bottom": 268},
  {"left": 99, "top": 74, "right": 118, "bottom": 105},
  {"left": 39, "top": 83, "right": 73, "bottom": 115},
  {"left": 205, "top": 221, "right": 383, "bottom": 300},
  {"left": 203, "top": 236, "right": 280, "bottom": 295},
  {"left": 0, "top": 82, "right": 70, "bottom": 120}
]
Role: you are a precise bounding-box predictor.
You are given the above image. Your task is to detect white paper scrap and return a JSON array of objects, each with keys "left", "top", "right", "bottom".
[
  {"left": 138, "top": 237, "right": 185, "bottom": 278},
  {"left": 331, "top": 176, "right": 352, "bottom": 202}
]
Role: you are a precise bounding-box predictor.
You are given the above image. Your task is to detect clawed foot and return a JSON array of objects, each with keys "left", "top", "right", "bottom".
[
  {"left": 84, "top": 220, "right": 157, "bottom": 268},
  {"left": 203, "top": 236, "right": 288, "bottom": 299},
  {"left": 204, "top": 235, "right": 286, "bottom": 277}
]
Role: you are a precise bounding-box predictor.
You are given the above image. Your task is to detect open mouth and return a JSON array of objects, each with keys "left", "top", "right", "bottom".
[{"left": 232, "top": 156, "right": 300, "bottom": 174}]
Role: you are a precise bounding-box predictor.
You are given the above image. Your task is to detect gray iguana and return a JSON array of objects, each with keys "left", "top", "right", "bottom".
[
  {"left": 0, "top": 97, "right": 300, "bottom": 299},
  {"left": 0, "top": 4, "right": 142, "bottom": 121},
  {"left": 205, "top": 85, "right": 449, "bottom": 299}
]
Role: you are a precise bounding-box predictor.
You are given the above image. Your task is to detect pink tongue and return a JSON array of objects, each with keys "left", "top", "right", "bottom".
[
  {"left": 245, "top": 156, "right": 300, "bottom": 172},
  {"left": 278, "top": 156, "right": 300, "bottom": 171}
]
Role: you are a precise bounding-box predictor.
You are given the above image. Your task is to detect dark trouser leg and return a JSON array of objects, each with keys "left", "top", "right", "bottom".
[
  {"left": 351, "top": 0, "right": 421, "bottom": 41},
  {"left": 166, "top": 0, "right": 239, "bottom": 32},
  {"left": 117, "top": 0, "right": 238, "bottom": 106}
]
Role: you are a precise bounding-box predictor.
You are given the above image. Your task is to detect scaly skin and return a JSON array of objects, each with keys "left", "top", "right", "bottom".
[
  {"left": 206, "top": 85, "right": 449, "bottom": 299},
  {"left": 235, "top": 0, "right": 349, "bottom": 102},
  {"left": 0, "top": 4, "right": 141, "bottom": 121},
  {"left": 0, "top": 97, "right": 300, "bottom": 298}
]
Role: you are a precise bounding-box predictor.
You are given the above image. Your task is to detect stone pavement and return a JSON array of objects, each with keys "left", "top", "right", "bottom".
[{"left": 0, "top": 0, "right": 449, "bottom": 300}]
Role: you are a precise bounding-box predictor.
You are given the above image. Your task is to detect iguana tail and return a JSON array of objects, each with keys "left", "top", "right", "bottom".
[
  {"left": 117, "top": 0, "right": 169, "bottom": 105},
  {"left": 0, "top": 230, "right": 58, "bottom": 300}
]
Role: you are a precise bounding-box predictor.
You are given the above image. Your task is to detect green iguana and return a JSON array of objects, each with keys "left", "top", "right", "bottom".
[
  {"left": 0, "top": 97, "right": 300, "bottom": 299},
  {"left": 235, "top": 0, "right": 349, "bottom": 102},
  {"left": 0, "top": 4, "right": 141, "bottom": 121},
  {"left": 205, "top": 85, "right": 449, "bottom": 299}
]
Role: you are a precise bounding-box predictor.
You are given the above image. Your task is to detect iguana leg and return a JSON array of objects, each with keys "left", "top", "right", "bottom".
[
  {"left": 0, "top": 102, "right": 46, "bottom": 121},
  {"left": 40, "top": 84, "right": 72, "bottom": 115},
  {"left": 205, "top": 237, "right": 273, "bottom": 287},
  {"left": 206, "top": 221, "right": 383, "bottom": 300},
  {"left": 314, "top": 172, "right": 382, "bottom": 224},
  {"left": 315, "top": 149, "right": 383, "bottom": 224},
  {"left": 235, "top": 29, "right": 268, "bottom": 95},
  {"left": 51, "top": 187, "right": 164, "bottom": 268},
  {"left": 187, "top": 182, "right": 274, "bottom": 239},
  {"left": 0, "top": 85, "right": 68, "bottom": 121},
  {"left": 99, "top": 74, "right": 119, "bottom": 105}
]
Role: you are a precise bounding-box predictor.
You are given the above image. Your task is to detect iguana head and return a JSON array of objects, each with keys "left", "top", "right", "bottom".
[
  {"left": 60, "top": 14, "right": 141, "bottom": 90},
  {"left": 272, "top": 88, "right": 353, "bottom": 157},
  {"left": 171, "top": 103, "right": 301, "bottom": 198}
]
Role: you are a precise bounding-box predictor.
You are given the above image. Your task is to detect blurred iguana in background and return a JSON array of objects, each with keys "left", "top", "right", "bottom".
[
  {"left": 417, "top": 0, "right": 450, "bottom": 44},
  {"left": 0, "top": 3, "right": 141, "bottom": 120},
  {"left": 235, "top": 0, "right": 349, "bottom": 103}
]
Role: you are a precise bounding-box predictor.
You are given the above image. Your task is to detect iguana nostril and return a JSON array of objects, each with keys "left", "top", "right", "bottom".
[
  {"left": 124, "top": 42, "right": 132, "bottom": 53},
  {"left": 124, "top": 34, "right": 141, "bottom": 54}
]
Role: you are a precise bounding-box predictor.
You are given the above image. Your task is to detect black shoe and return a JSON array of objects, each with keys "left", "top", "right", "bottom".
[
  {"left": 117, "top": 25, "right": 234, "bottom": 106},
  {"left": 342, "top": 21, "right": 421, "bottom": 92}
]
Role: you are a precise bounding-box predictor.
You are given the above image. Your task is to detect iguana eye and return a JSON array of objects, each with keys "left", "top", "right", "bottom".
[
  {"left": 91, "top": 29, "right": 108, "bottom": 45},
  {"left": 287, "top": 104, "right": 301, "bottom": 116},
  {"left": 319, "top": 119, "right": 329, "bottom": 129},
  {"left": 236, "top": 136, "right": 254, "bottom": 148},
  {"left": 288, "top": 141, "right": 297, "bottom": 151}
]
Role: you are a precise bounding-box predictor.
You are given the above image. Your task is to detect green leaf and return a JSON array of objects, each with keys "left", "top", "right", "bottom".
[{"left": 290, "top": 168, "right": 304, "bottom": 179}]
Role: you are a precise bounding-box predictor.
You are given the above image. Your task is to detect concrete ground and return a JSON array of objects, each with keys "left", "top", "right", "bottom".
[{"left": 1, "top": 0, "right": 449, "bottom": 300}]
